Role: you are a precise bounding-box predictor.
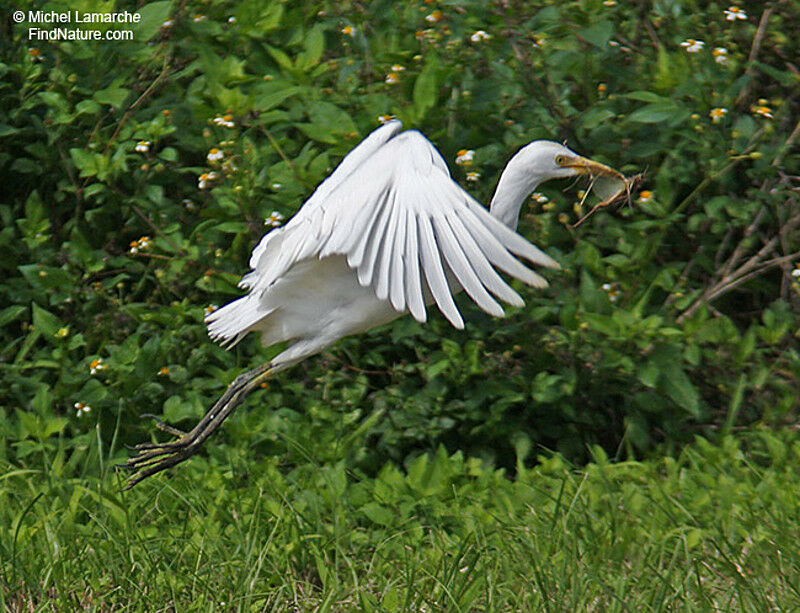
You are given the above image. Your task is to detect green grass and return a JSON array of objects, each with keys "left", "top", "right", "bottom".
[{"left": 3, "top": 430, "right": 800, "bottom": 611}]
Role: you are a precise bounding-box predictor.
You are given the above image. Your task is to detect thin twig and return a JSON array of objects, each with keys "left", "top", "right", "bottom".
[
  {"left": 734, "top": 5, "right": 774, "bottom": 107},
  {"left": 263, "top": 129, "right": 314, "bottom": 190},
  {"left": 677, "top": 214, "right": 800, "bottom": 322},
  {"left": 509, "top": 41, "right": 583, "bottom": 148},
  {"left": 103, "top": 57, "right": 172, "bottom": 154},
  {"left": 130, "top": 202, "right": 188, "bottom": 256},
  {"left": 663, "top": 246, "right": 703, "bottom": 309}
]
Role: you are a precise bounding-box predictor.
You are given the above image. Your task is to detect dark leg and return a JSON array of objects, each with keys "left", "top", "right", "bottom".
[{"left": 118, "top": 363, "right": 273, "bottom": 490}]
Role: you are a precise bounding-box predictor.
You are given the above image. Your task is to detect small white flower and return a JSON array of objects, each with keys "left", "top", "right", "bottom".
[
  {"left": 465, "top": 171, "right": 480, "bottom": 182},
  {"left": 385, "top": 72, "right": 400, "bottom": 84},
  {"left": 212, "top": 114, "right": 235, "bottom": 128},
  {"left": 724, "top": 6, "right": 747, "bottom": 21},
  {"left": 425, "top": 10, "right": 443, "bottom": 23},
  {"left": 207, "top": 148, "right": 224, "bottom": 163},
  {"left": 470, "top": 30, "right": 491, "bottom": 43},
  {"left": 637, "top": 190, "right": 654, "bottom": 203},
  {"left": 205, "top": 304, "right": 219, "bottom": 315},
  {"left": 601, "top": 283, "right": 620, "bottom": 302},
  {"left": 455, "top": 149, "right": 475, "bottom": 166},
  {"left": 161, "top": 19, "right": 174, "bottom": 28},
  {"left": 751, "top": 105, "right": 774, "bottom": 119},
  {"left": 531, "top": 192, "right": 549, "bottom": 204},
  {"left": 198, "top": 171, "right": 219, "bottom": 189},
  {"left": 135, "top": 141, "right": 150, "bottom": 153},
  {"left": 89, "top": 358, "right": 106, "bottom": 375},
  {"left": 265, "top": 211, "right": 285, "bottom": 227},
  {"left": 270, "top": 182, "right": 282, "bottom": 190},
  {"left": 378, "top": 114, "right": 396, "bottom": 124},
  {"left": 709, "top": 108, "right": 728, "bottom": 123},
  {"left": 341, "top": 25, "right": 356, "bottom": 37},
  {"left": 791, "top": 268, "right": 800, "bottom": 278},
  {"left": 603, "top": 0, "right": 618, "bottom": 6},
  {"left": 680, "top": 39, "right": 705, "bottom": 53},
  {"left": 713, "top": 47, "right": 729, "bottom": 65},
  {"left": 193, "top": 14, "right": 206, "bottom": 22},
  {"left": 74, "top": 402, "right": 92, "bottom": 417},
  {"left": 391, "top": 64, "right": 406, "bottom": 72},
  {"left": 227, "top": 16, "right": 236, "bottom": 23}
]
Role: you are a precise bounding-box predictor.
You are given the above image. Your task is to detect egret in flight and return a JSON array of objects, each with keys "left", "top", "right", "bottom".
[{"left": 121, "top": 120, "right": 629, "bottom": 488}]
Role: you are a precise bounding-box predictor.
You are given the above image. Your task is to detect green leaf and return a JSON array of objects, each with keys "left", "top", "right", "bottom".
[
  {"left": 580, "top": 107, "right": 615, "bottom": 130},
  {"left": 581, "top": 21, "right": 613, "bottom": 48},
  {"left": 623, "top": 91, "right": 668, "bottom": 103},
  {"left": 238, "top": 3, "right": 284, "bottom": 36},
  {"left": 628, "top": 102, "right": 685, "bottom": 124},
  {"left": 251, "top": 83, "right": 301, "bottom": 112},
  {"left": 69, "top": 148, "right": 104, "bottom": 178},
  {"left": 306, "top": 101, "right": 356, "bottom": 134},
  {"left": 266, "top": 45, "right": 294, "bottom": 71},
  {"left": 412, "top": 57, "right": 439, "bottom": 121},
  {"left": 31, "top": 303, "right": 62, "bottom": 338},
  {"left": 133, "top": 1, "right": 172, "bottom": 41},
  {"left": 295, "top": 123, "right": 337, "bottom": 144},
  {"left": 651, "top": 345, "right": 700, "bottom": 416},
  {"left": 360, "top": 502, "right": 395, "bottom": 526},
  {"left": 298, "top": 26, "right": 325, "bottom": 70},
  {"left": 0, "top": 305, "right": 26, "bottom": 328},
  {"left": 0, "top": 124, "right": 20, "bottom": 137},
  {"left": 93, "top": 86, "right": 130, "bottom": 108}
]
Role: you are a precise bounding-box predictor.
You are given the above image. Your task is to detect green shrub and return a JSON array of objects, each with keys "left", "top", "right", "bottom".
[{"left": 1, "top": 0, "right": 798, "bottom": 477}]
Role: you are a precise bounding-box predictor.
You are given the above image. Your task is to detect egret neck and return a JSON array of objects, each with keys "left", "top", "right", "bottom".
[{"left": 489, "top": 151, "right": 545, "bottom": 230}]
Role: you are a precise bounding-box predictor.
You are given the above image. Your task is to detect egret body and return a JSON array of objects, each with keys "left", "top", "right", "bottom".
[{"left": 122, "top": 120, "right": 626, "bottom": 487}]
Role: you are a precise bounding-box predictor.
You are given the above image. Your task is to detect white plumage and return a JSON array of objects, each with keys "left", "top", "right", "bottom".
[
  {"left": 206, "top": 120, "right": 578, "bottom": 370},
  {"left": 123, "top": 119, "right": 627, "bottom": 487}
]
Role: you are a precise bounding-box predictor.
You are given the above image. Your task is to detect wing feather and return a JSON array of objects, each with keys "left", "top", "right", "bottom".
[
  {"left": 431, "top": 213, "right": 505, "bottom": 318},
  {"left": 418, "top": 213, "right": 464, "bottom": 329},
  {"left": 357, "top": 191, "right": 394, "bottom": 287},
  {"left": 447, "top": 210, "right": 524, "bottom": 307},
  {"left": 464, "top": 198, "right": 560, "bottom": 269},
  {"left": 351, "top": 188, "right": 390, "bottom": 275},
  {"left": 403, "top": 209, "right": 426, "bottom": 322},
  {"left": 376, "top": 195, "right": 402, "bottom": 300},
  {"left": 458, "top": 203, "right": 549, "bottom": 288},
  {"left": 229, "top": 122, "right": 562, "bottom": 340},
  {"left": 388, "top": 195, "right": 407, "bottom": 311}
]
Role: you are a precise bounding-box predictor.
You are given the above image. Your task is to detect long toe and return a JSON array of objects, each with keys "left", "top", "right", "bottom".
[
  {"left": 141, "top": 413, "right": 187, "bottom": 437},
  {"left": 117, "top": 438, "right": 199, "bottom": 490}
]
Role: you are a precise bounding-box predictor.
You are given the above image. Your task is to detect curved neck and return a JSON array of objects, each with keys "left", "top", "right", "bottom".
[{"left": 489, "top": 153, "right": 544, "bottom": 230}]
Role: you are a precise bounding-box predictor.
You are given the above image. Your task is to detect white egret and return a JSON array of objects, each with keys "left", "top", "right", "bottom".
[{"left": 121, "top": 119, "right": 629, "bottom": 488}]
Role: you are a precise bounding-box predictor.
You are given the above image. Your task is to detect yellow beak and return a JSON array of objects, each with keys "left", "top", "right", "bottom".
[{"left": 559, "top": 155, "right": 626, "bottom": 183}]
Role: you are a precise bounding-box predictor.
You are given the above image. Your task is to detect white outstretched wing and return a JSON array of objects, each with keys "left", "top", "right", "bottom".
[{"left": 240, "top": 120, "right": 559, "bottom": 329}]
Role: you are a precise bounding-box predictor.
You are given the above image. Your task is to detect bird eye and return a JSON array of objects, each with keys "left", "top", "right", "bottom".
[{"left": 555, "top": 155, "right": 568, "bottom": 166}]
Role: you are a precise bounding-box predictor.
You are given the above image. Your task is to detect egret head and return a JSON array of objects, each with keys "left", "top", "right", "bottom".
[
  {"left": 516, "top": 140, "right": 622, "bottom": 183},
  {"left": 491, "top": 140, "right": 631, "bottom": 229}
]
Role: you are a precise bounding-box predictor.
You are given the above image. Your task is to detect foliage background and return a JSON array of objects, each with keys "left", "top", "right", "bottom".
[{"left": 1, "top": 0, "right": 799, "bottom": 609}]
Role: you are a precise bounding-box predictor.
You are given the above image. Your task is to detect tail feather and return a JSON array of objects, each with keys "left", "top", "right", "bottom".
[{"left": 206, "top": 295, "right": 273, "bottom": 347}]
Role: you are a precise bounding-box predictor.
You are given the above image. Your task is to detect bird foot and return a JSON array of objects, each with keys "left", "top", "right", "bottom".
[
  {"left": 117, "top": 432, "right": 200, "bottom": 490},
  {"left": 119, "top": 362, "right": 275, "bottom": 490}
]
